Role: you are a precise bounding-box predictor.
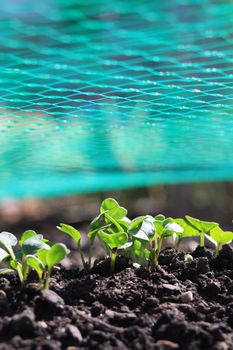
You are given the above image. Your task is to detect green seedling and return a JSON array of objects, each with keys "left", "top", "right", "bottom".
[
  {"left": 128, "top": 215, "right": 154, "bottom": 267},
  {"left": 35, "top": 243, "right": 68, "bottom": 289},
  {"left": 57, "top": 223, "right": 86, "bottom": 268},
  {"left": 26, "top": 255, "right": 45, "bottom": 288},
  {"left": 149, "top": 215, "right": 178, "bottom": 268},
  {"left": 97, "top": 231, "right": 128, "bottom": 274},
  {"left": 205, "top": 226, "right": 233, "bottom": 255},
  {"left": 0, "top": 230, "right": 51, "bottom": 286},
  {"left": 87, "top": 198, "right": 129, "bottom": 268},
  {"left": 184, "top": 216, "right": 219, "bottom": 247}
]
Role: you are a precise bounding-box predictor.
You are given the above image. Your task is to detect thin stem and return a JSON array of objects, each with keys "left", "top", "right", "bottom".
[
  {"left": 110, "top": 250, "right": 117, "bottom": 275},
  {"left": 154, "top": 238, "right": 163, "bottom": 267},
  {"left": 16, "top": 264, "right": 24, "bottom": 286},
  {"left": 44, "top": 268, "right": 51, "bottom": 290},
  {"left": 216, "top": 243, "right": 220, "bottom": 256},
  {"left": 140, "top": 242, "right": 146, "bottom": 266},
  {"left": 200, "top": 232, "right": 205, "bottom": 247},
  {"left": 78, "top": 242, "right": 86, "bottom": 269},
  {"left": 88, "top": 240, "right": 93, "bottom": 269}
]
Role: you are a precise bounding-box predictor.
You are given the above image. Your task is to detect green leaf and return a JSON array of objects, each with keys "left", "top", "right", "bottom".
[
  {"left": 46, "top": 243, "right": 68, "bottom": 268},
  {"left": 37, "top": 248, "right": 49, "bottom": 265},
  {"left": 208, "top": 226, "right": 233, "bottom": 245},
  {"left": 0, "top": 248, "right": 9, "bottom": 263},
  {"left": 22, "top": 235, "right": 50, "bottom": 255},
  {"left": 27, "top": 255, "right": 45, "bottom": 277},
  {"left": 100, "top": 198, "right": 127, "bottom": 220},
  {"left": 19, "top": 230, "right": 37, "bottom": 246},
  {"left": 97, "top": 231, "right": 128, "bottom": 250},
  {"left": 154, "top": 214, "right": 165, "bottom": 221},
  {"left": 0, "top": 232, "right": 17, "bottom": 252},
  {"left": 128, "top": 216, "right": 147, "bottom": 231},
  {"left": 185, "top": 216, "right": 218, "bottom": 234},
  {"left": 88, "top": 213, "right": 108, "bottom": 233},
  {"left": 57, "top": 223, "right": 81, "bottom": 244},
  {"left": 128, "top": 216, "right": 155, "bottom": 241},
  {"left": 175, "top": 218, "right": 200, "bottom": 237}
]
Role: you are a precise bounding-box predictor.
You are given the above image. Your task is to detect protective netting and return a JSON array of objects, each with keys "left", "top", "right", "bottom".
[{"left": 1, "top": 0, "right": 233, "bottom": 198}]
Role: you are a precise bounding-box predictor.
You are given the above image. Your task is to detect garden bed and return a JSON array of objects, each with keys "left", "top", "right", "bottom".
[{"left": 0, "top": 246, "right": 233, "bottom": 350}]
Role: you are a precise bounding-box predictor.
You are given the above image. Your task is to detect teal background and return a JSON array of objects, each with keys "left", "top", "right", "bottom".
[{"left": 1, "top": 0, "right": 233, "bottom": 198}]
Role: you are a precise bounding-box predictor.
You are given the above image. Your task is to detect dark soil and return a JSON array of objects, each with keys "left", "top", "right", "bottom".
[{"left": 0, "top": 246, "right": 233, "bottom": 350}]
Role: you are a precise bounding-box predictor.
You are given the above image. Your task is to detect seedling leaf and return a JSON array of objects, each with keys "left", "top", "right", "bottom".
[
  {"left": 97, "top": 231, "right": 128, "bottom": 250},
  {"left": 0, "top": 247, "right": 9, "bottom": 263},
  {"left": 0, "top": 232, "right": 17, "bottom": 252},
  {"left": 19, "top": 230, "right": 37, "bottom": 246},
  {"left": 46, "top": 243, "right": 68, "bottom": 268},
  {"left": 27, "top": 255, "right": 45, "bottom": 276},
  {"left": 22, "top": 235, "right": 50, "bottom": 255},
  {"left": 208, "top": 226, "right": 233, "bottom": 245},
  {"left": 100, "top": 198, "right": 127, "bottom": 220},
  {"left": 57, "top": 223, "right": 81, "bottom": 244}
]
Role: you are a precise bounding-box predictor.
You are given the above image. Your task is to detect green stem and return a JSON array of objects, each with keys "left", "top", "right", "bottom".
[
  {"left": 88, "top": 240, "right": 93, "bottom": 269},
  {"left": 140, "top": 242, "right": 146, "bottom": 266},
  {"left": 154, "top": 238, "right": 163, "bottom": 267},
  {"left": 44, "top": 268, "right": 51, "bottom": 290},
  {"left": 16, "top": 264, "right": 24, "bottom": 286},
  {"left": 78, "top": 242, "right": 86, "bottom": 269},
  {"left": 200, "top": 232, "right": 205, "bottom": 247},
  {"left": 216, "top": 243, "right": 220, "bottom": 256},
  {"left": 110, "top": 250, "right": 117, "bottom": 275},
  {"left": 174, "top": 235, "right": 181, "bottom": 250}
]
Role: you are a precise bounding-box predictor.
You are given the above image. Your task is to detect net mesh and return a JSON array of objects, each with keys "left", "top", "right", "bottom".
[{"left": 1, "top": 0, "right": 233, "bottom": 198}]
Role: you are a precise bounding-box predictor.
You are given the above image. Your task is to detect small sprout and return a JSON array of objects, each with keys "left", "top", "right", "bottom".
[
  {"left": 128, "top": 215, "right": 154, "bottom": 266},
  {"left": 97, "top": 231, "right": 128, "bottom": 274},
  {"left": 87, "top": 198, "right": 128, "bottom": 269},
  {"left": 0, "top": 230, "right": 58, "bottom": 287},
  {"left": 57, "top": 223, "right": 86, "bottom": 269},
  {"left": 185, "top": 216, "right": 219, "bottom": 247},
  {"left": 37, "top": 243, "right": 69, "bottom": 289},
  {"left": 205, "top": 226, "right": 233, "bottom": 256},
  {"left": 26, "top": 255, "right": 45, "bottom": 288},
  {"left": 184, "top": 254, "right": 193, "bottom": 262}
]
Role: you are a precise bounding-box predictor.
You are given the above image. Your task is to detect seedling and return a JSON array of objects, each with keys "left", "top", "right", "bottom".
[
  {"left": 0, "top": 231, "right": 49, "bottom": 285},
  {"left": 205, "top": 226, "right": 233, "bottom": 255},
  {"left": 184, "top": 216, "right": 219, "bottom": 247},
  {"left": 88, "top": 198, "right": 129, "bottom": 271},
  {"left": 34, "top": 243, "right": 68, "bottom": 289},
  {"left": 97, "top": 231, "right": 128, "bottom": 274},
  {"left": 0, "top": 230, "right": 59, "bottom": 287},
  {"left": 127, "top": 215, "right": 154, "bottom": 267},
  {"left": 57, "top": 223, "right": 86, "bottom": 269}
]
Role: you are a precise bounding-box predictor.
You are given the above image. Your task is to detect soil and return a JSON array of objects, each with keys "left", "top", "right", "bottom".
[{"left": 0, "top": 245, "right": 233, "bottom": 350}]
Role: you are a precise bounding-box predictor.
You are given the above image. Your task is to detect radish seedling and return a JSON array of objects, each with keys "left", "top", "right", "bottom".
[
  {"left": 35, "top": 243, "right": 69, "bottom": 289},
  {"left": 88, "top": 198, "right": 129, "bottom": 269},
  {"left": 205, "top": 226, "right": 233, "bottom": 255},
  {"left": 57, "top": 223, "right": 86, "bottom": 268},
  {"left": 97, "top": 230, "right": 128, "bottom": 274},
  {"left": 184, "top": 216, "right": 219, "bottom": 247}
]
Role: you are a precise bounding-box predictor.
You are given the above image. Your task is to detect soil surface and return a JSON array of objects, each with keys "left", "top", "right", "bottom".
[{"left": 0, "top": 246, "right": 233, "bottom": 350}]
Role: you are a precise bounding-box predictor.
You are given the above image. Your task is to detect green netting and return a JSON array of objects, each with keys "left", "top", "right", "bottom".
[{"left": 1, "top": 0, "right": 233, "bottom": 199}]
